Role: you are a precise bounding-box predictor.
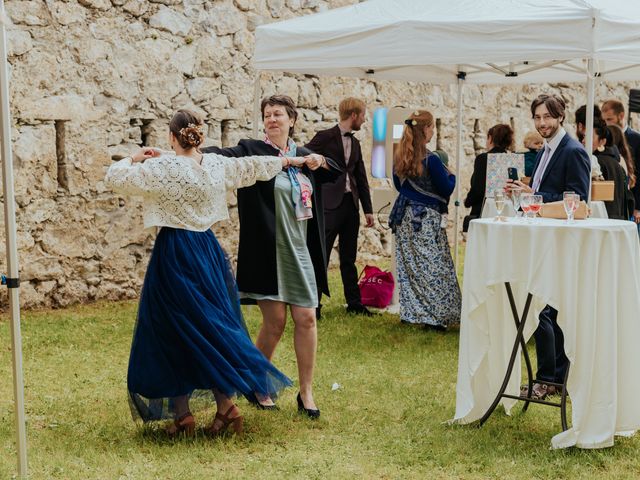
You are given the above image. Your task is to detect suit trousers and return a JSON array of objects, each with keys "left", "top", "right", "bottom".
[
  {"left": 324, "top": 193, "right": 361, "bottom": 307},
  {"left": 533, "top": 305, "right": 569, "bottom": 383}
]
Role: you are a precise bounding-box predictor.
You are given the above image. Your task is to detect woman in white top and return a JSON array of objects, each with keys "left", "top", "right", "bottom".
[{"left": 105, "top": 109, "right": 307, "bottom": 437}]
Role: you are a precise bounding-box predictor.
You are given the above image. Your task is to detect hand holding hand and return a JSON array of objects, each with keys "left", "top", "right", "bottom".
[
  {"left": 285, "top": 156, "right": 306, "bottom": 168},
  {"left": 304, "top": 154, "right": 325, "bottom": 171},
  {"left": 131, "top": 147, "right": 160, "bottom": 163}
]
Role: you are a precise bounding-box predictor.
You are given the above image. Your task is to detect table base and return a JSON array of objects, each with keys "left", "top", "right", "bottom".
[{"left": 478, "top": 282, "right": 571, "bottom": 431}]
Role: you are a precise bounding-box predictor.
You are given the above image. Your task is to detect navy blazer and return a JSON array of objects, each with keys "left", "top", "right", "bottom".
[{"left": 529, "top": 133, "right": 591, "bottom": 203}]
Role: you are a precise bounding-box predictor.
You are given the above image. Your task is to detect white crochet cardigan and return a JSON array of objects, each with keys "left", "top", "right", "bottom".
[{"left": 105, "top": 153, "right": 282, "bottom": 231}]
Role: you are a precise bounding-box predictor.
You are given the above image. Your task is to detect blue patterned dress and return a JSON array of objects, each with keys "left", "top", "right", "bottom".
[{"left": 389, "top": 153, "right": 461, "bottom": 328}]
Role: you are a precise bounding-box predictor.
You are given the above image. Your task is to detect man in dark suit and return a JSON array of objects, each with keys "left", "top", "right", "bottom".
[
  {"left": 508, "top": 94, "right": 591, "bottom": 400},
  {"left": 601, "top": 99, "right": 640, "bottom": 227},
  {"left": 306, "top": 98, "right": 374, "bottom": 318}
]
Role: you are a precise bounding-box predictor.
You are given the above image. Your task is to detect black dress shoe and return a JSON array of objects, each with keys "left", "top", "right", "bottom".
[
  {"left": 296, "top": 392, "right": 320, "bottom": 419},
  {"left": 346, "top": 304, "right": 374, "bottom": 317}
]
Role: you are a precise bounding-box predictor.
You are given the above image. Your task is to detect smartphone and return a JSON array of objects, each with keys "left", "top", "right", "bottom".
[{"left": 507, "top": 167, "right": 518, "bottom": 181}]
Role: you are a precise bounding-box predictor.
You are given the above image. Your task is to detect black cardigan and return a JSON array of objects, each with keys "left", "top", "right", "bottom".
[{"left": 201, "top": 140, "right": 342, "bottom": 300}]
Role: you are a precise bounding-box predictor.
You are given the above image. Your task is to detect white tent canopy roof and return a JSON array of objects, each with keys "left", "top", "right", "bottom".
[{"left": 254, "top": 0, "right": 640, "bottom": 83}]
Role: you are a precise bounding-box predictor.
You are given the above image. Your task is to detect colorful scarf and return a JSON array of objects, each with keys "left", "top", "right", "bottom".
[{"left": 263, "top": 136, "right": 313, "bottom": 221}]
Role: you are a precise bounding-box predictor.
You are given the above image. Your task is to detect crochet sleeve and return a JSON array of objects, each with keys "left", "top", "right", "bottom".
[
  {"left": 104, "top": 157, "right": 162, "bottom": 196},
  {"left": 205, "top": 154, "right": 283, "bottom": 190}
]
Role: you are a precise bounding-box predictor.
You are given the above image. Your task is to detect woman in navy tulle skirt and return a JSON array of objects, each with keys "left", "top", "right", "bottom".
[{"left": 105, "top": 110, "right": 306, "bottom": 437}]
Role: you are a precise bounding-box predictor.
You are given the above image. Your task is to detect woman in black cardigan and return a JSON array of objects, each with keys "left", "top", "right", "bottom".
[
  {"left": 203, "top": 95, "right": 341, "bottom": 418},
  {"left": 463, "top": 124, "right": 514, "bottom": 231}
]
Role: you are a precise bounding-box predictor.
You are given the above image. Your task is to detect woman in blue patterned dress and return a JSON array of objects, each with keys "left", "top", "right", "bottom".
[{"left": 389, "top": 110, "right": 461, "bottom": 330}]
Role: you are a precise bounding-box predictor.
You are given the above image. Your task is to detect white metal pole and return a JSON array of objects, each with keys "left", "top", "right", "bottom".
[
  {"left": 252, "top": 71, "right": 261, "bottom": 138},
  {"left": 585, "top": 59, "right": 595, "bottom": 205},
  {"left": 453, "top": 72, "right": 465, "bottom": 271},
  {"left": 0, "top": 1, "right": 28, "bottom": 477}
]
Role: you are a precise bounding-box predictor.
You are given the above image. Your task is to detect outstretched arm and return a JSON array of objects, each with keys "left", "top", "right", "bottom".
[{"left": 104, "top": 148, "right": 162, "bottom": 196}]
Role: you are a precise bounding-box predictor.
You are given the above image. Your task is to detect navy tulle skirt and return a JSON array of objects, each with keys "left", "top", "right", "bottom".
[{"left": 128, "top": 227, "right": 292, "bottom": 421}]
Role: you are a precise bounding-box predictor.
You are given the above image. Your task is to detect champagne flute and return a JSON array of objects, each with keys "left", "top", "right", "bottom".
[
  {"left": 521, "top": 193, "right": 532, "bottom": 223},
  {"left": 563, "top": 191, "right": 578, "bottom": 224},
  {"left": 494, "top": 189, "right": 505, "bottom": 221},
  {"left": 529, "top": 194, "right": 543, "bottom": 222},
  {"left": 510, "top": 187, "right": 523, "bottom": 220}
]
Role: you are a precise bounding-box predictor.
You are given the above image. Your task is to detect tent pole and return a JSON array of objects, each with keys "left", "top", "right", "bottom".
[
  {"left": 252, "top": 71, "right": 262, "bottom": 138},
  {"left": 453, "top": 71, "right": 466, "bottom": 272},
  {"left": 0, "top": 1, "right": 28, "bottom": 478},
  {"left": 585, "top": 59, "right": 595, "bottom": 205}
]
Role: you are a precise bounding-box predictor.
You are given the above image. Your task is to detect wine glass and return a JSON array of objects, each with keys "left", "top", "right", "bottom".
[
  {"left": 529, "top": 194, "right": 543, "bottom": 222},
  {"left": 494, "top": 189, "right": 505, "bottom": 221},
  {"left": 520, "top": 193, "right": 533, "bottom": 223},
  {"left": 510, "top": 187, "right": 523, "bottom": 220},
  {"left": 563, "top": 191, "right": 579, "bottom": 224}
]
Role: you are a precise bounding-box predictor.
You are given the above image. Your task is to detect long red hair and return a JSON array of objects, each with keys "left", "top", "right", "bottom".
[{"left": 394, "top": 110, "right": 434, "bottom": 178}]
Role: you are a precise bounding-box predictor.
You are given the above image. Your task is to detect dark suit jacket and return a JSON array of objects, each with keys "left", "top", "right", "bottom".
[
  {"left": 201, "top": 140, "right": 342, "bottom": 299},
  {"left": 529, "top": 132, "right": 591, "bottom": 202},
  {"left": 624, "top": 127, "right": 640, "bottom": 210},
  {"left": 305, "top": 125, "right": 373, "bottom": 213}
]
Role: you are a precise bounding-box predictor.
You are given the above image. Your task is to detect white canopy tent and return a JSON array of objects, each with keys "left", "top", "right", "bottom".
[{"left": 253, "top": 0, "right": 640, "bottom": 266}]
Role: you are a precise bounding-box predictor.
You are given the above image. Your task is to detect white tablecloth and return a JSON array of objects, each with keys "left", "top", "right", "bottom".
[
  {"left": 453, "top": 218, "right": 640, "bottom": 448},
  {"left": 481, "top": 198, "right": 608, "bottom": 219}
]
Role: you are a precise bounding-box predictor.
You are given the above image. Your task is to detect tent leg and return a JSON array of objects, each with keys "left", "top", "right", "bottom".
[
  {"left": 0, "top": 1, "right": 28, "bottom": 477},
  {"left": 453, "top": 72, "right": 466, "bottom": 273},
  {"left": 585, "top": 59, "right": 596, "bottom": 206},
  {"left": 252, "top": 71, "right": 262, "bottom": 138}
]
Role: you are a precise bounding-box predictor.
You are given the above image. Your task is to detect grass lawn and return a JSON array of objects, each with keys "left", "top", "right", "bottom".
[{"left": 1, "top": 267, "right": 639, "bottom": 479}]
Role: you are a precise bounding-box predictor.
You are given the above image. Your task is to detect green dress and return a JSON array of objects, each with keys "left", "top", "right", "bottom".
[{"left": 241, "top": 171, "right": 318, "bottom": 308}]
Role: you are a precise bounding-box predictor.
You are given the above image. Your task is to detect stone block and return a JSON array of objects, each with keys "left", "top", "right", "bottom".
[
  {"left": 149, "top": 6, "right": 193, "bottom": 36},
  {"left": 6, "top": 1, "right": 50, "bottom": 26},
  {"left": 7, "top": 29, "right": 33, "bottom": 57}
]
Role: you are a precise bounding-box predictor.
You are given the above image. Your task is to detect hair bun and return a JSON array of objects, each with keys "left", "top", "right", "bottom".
[{"left": 178, "top": 123, "right": 204, "bottom": 148}]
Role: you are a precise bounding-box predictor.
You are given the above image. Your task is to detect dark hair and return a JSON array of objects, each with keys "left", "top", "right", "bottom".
[
  {"left": 169, "top": 109, "right": 204, "bottom": 149},
  {"left": 608, "top": 124, "right": 635, "bottom": 187},
  {"left": 487, "top": 124, "right": 514, "bottom": 151},
  {"left": 593, "top": 117, "right": 610, "bottom": 144},
  {"left": 575, "top": 104, "right": 602, "bottom": 126},
  {"left": 260, "top": 94, "right": 298, "bottom": 136},
  {"left": 531, "top": 94, "right": 566, "bottom": 123}
]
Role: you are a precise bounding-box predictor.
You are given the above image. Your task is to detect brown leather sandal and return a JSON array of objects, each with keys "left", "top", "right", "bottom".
[
  {"left": 166, "top": 412, "right": 195, "bottom": 438},
  {"left": 205, "top": 405, "right": 243, "bottom": 438}
]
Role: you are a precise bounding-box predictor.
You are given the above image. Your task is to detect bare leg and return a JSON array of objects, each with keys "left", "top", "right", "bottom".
[
  {"left": 290, "top": 305, "right": 317, "bottom": 410},
  {"left": 255, "top": 300, "right": 287, "bottom": 360},
  {"left": 212, "top": 390, "right": 239, "bottom": 418},
  {"left": 172, "top": 395, "right": 190, "bottom": 417}
]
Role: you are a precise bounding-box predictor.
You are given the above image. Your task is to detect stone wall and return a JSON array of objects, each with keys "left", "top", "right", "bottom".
[{"left": 0, "top": 0, "right": 637, "bottom": 309}]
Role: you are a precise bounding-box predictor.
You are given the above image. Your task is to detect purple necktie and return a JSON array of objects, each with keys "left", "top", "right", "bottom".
[{"left": 532, "top": 144, "right": 551, "bottom": 192}]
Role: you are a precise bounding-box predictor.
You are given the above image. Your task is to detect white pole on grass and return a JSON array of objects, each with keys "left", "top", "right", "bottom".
[
  {"left": 453, "top": 70, "right": 466, "bottom": 271},
  {"left": 0, "top": 1, "right": 28, "bottom": 477}
]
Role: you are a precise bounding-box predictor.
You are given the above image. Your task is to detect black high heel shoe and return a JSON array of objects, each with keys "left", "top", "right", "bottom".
[
  {"left": 297, "top": 392, "right": 320, "bottom": 419},
  {"left": 248, "top": 394, "right": 279, "bottom": 411}
]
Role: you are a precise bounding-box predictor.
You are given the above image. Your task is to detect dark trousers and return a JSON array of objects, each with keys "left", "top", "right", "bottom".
[
  {"left": 323, "top": 193, "right": 361, "bottom": 307},
  {"left": 533, "top": 305, "right": 569, "bottom": 383}
]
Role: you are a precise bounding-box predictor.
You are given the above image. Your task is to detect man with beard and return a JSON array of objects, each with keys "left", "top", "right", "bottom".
[
  {"left": 306, "top": 98, "right": 374, "bottom": 319},
  {"left": 506, "top": 94, "right": 590, "bottom": 400}
]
